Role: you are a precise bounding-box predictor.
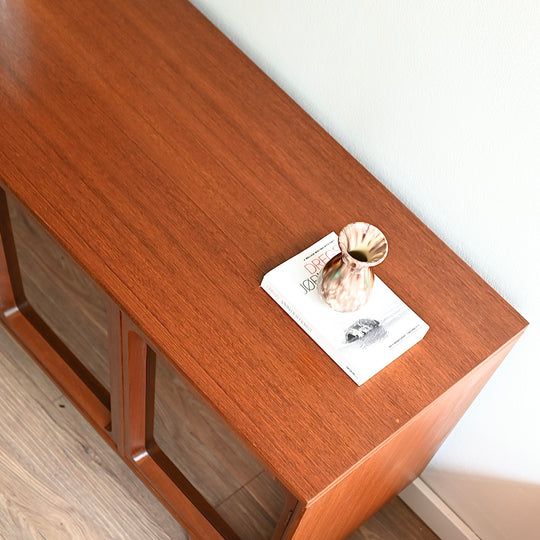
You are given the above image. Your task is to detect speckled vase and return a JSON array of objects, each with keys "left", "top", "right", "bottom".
[{"left": 318, "top": 222, "right": 388, "bottom": 312}]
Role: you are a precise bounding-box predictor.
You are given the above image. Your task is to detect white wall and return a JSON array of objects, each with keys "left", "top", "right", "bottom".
[{"left": 188, "top": 1, "right": 540, "bottom": 537}]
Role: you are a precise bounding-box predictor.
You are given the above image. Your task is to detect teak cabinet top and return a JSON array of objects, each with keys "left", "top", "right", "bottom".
[{"left": 0, "top": 0, "right": 527, "bottom": 503}]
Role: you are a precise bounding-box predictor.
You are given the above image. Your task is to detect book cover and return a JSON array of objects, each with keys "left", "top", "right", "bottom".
[{"left": 261, "top": 233, "right": 429, "bottom": 386}]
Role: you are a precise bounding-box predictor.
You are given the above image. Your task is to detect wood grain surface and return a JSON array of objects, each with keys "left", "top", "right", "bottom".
[
  {"left": 0, "top": 219, "right": 436, "bottom": 538},
  {"left": 6, "top": 197, "right": 282, "bottom": 537},
  {"left": 283, "top": 332, "right": 525, "bottom": 539},
  {"left": 0, "top": 0, "right": 527, "bottom": 516}
]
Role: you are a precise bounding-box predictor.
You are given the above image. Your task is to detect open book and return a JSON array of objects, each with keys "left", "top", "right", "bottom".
[{"left": 261, "top": 233, "right": 429, "bottom": 386}]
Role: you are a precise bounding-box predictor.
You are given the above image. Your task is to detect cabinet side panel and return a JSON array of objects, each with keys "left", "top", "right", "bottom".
[{"left": 286, "top": 333, "right": 524, "bottom": 540}]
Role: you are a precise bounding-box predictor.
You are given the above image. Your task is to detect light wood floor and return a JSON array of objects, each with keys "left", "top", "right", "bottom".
[{"left": 0, "top": 196, "right": 438, "bottom": 539}]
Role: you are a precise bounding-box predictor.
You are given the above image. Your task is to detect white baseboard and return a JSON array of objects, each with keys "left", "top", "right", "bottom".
[{"left": 399, "top": 478, "right": 480, "bottom": 540}]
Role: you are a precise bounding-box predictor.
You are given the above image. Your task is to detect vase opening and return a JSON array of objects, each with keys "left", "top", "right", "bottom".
[{"left": 339, "top": 222, "right": 388, "bottom": 267}]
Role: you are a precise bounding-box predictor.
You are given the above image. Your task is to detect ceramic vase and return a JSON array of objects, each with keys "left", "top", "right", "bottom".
[{"left": 318, "top": 222, "right": 388, "bottom": 312}]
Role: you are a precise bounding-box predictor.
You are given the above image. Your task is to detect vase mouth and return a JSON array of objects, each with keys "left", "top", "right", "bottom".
[{"left": 338, "top": 222, "right": 388, "bottom": 267}]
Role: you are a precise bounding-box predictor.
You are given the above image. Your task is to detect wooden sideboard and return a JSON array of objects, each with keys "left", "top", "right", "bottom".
[{"left": 0, "top": 1, "right": 527, "bottom": 538}]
